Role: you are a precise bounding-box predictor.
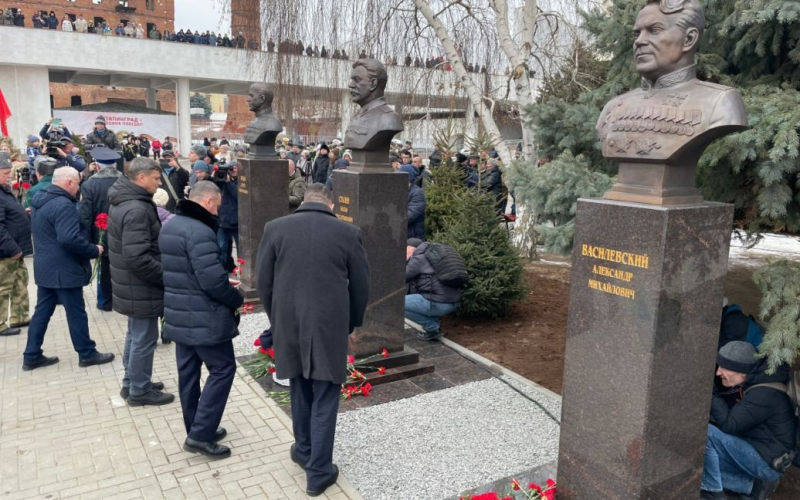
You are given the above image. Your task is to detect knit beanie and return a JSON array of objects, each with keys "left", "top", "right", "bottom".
[
  {"left": 192, "top": 161, "right": 209, "bottom": 173},
  {"left": 717, "top": 341, "right": 758, "bottom": 374},
  {"left": 153, "top": 188, "right": 169, "bottom": 207},
  {"left": 95, "top": 115, "right": 106, "bottom": 126},
  {"left": 190, "top": 145, "right": 207, "bottom": 158}
]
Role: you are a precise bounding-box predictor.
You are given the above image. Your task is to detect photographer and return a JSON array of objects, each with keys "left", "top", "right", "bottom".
[
  {"left": 25, "top": 157, "right": 57, "bottom": 208},
  {"left": 48, "top": 136, "right": 86, "bottom": 173},
  {"left": 212, "top": 160, "right": 239, "bottom": 270},
  {"left": 39, "top": 117, "right": 72, "bottom": 142},
  {"left": 84, "top": 116, "right": 122, "bottom": 171}
]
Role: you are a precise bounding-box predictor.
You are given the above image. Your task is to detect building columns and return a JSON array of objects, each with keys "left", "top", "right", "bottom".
[
  {"left": 0, "top": 65, "right": 51, "bottom": 147},
  {"left": 145, "top": 88, "right": 157, "bottom": 110},
  {"left": 176, "top": 78, "right": 191, "bottom": 157}
]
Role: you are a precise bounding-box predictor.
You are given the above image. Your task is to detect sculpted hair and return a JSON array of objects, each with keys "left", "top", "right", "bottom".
[
  {"left": 128, "top": 157, "right": 160, "bottom": 179},
  {"left": 352, "top": 59, "right": 388, "bottom": 92},
  {"left": 647, "top": 0, "right": 705, "bottom": 38},
  {"left": 189, "top": 180, "right": 221, "bottom": 202},
  {"left": 303, "top": 183, "right": 333, "bottom": 204}
]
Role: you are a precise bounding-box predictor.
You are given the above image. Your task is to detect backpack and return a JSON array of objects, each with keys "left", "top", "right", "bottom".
[
  {"left": 745, "top": 370, "right": 800, "bottom": 469},
  {"left": 721, "top": 304, "right": 764, "bottom": 348},
  {"left": 423, "top": 243, "right": 469, "bottom": 288}
]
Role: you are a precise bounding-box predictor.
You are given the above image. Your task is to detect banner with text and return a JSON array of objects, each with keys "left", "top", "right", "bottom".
[{"left": 53, "top": 110, "right": 177, "bottom": 140}]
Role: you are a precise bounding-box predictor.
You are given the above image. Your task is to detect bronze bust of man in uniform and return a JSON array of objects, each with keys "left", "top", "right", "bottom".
[
  {"left": 597, "top": 0, "right": 747, "bottom": 205},
  {"left": 245, "top": 83, "right": 283, "bottom": 159},
  {"left": 344, "top": 59, "right": 404, "bottom": 171}
]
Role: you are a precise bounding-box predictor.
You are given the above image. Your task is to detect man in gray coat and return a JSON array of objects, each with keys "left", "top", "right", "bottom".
[{"left": 256, "top": 183, "right": 370, "bottom": 497}]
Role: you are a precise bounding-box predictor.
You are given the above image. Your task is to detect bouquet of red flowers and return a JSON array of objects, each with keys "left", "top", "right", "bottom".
[{"left": 90, "top": 213, "right": 108, "bottom": 284}]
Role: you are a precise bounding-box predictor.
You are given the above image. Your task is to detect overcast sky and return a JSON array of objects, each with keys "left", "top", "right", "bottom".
[{"left": 175, "top": 0, "right": 230, "bottom": 33}]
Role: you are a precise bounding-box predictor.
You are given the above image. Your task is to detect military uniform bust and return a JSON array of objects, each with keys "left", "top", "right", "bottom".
[
  {"left": 244, "top": 83, "right": 283, "bottom": 159},
  {"left": 344, "top": 59, "right": 404, "bottom": 171},
  {"left": 597, "top": 0, "right": 747, "bottom": 205}
]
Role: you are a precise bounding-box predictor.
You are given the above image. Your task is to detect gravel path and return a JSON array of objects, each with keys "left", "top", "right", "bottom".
[
  {"left": 333, "top": 378, "right": 561, "bottom": 500},
  {"left": 235, "top": 311, "right": 270, "bottom": 357}
]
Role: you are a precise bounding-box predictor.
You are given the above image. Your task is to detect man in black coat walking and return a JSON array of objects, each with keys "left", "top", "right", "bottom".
[
  {"left": 79, "top": 147, "right": 121, "bottom": 311},
  {"left": 256, "top": 184, "right": 370, "bottom": 497},
  {"left": 160, "top": 181, "right": 244, "bottom": 459},
  {"left": 108, "top": 158, "right": 174, "bottom": 406}
]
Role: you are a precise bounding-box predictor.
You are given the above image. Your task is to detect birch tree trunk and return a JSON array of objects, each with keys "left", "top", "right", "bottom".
[{"left": 413, "top": 0, "right": 513, "bottom": 166}]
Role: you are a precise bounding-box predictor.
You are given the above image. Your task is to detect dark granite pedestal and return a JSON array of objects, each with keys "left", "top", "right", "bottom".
[
  {"left": 237, "top": 157, "right": 289, "bottom": 299},
  {"left": 557, "top": 198, "right": 733, "bottom": 499},
  {"left": 332, "top": 169, "right": 409, "bottom": 358}
]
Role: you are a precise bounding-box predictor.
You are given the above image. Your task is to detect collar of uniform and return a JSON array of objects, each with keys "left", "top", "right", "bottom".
[
  {"left": 355, "top": 97, "right": 388, "bottom": 117},
  {"left": 641, "top": 64, "right": 697, "bottom": 92}
]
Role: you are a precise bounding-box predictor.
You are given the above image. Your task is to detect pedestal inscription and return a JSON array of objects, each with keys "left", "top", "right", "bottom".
[
  {"left": 557, "top": 199, "right": 733, "bottom": 499},
  {"left": 333, "top": 170, "right": 408, "bottom": 357},
  {"left": 237, "top": 158, "right": 288, "bottom": 296}
]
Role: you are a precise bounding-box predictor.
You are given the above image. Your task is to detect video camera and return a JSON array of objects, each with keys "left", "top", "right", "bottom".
[
  {"left": 212, "top": 159, "right": 234, "bottom": 182},
  {"left": 45, "top": 129, "right": 69, "bottom": 159}
]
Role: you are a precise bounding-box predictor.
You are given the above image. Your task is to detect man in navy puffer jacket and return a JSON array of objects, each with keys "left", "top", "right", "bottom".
[{"left": 159, "top": 181, "right": 244, "bottom": 459}]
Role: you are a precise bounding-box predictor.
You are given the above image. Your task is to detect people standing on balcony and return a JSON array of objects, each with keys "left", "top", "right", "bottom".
[
  {"left": 209, "top": 31, "right": 217, "bottom": 46},
  {"left": 12, "top": 10, "right": 24, "bottom": 27},
  {"left": 32, "top": 11, "right": 44, "bottom": 29},
  {"left": 60, "top": 15, "right": 72, "bottom": 32},
  {"left": 135, "top": 24, "right": 144, "bottom": 39},
  {"left": 46, "top": 11, "right": 57, "bottom": 29},
  {"left": 74, "top": 15, "right": 88, "bottom": 33},
  {"left": 124, "top": 22, "right": 134, "bottom": 37}
]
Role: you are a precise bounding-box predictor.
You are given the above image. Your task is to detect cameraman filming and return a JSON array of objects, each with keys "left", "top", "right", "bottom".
[
  {"left": 47, "top": 136, "right": 86, "bottom": 173},
  {"left": 213, "top": 159, "right": 239, "bottom": 271}
]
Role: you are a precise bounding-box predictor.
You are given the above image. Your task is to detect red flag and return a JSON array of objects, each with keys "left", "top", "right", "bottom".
[{"left": 0, "top": 89, "right": 11, "bottom": 137}]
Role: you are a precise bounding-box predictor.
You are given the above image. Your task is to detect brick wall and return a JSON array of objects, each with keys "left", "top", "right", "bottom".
[{"left": 0, "top": 0, "right": 174, "bottom": 32}]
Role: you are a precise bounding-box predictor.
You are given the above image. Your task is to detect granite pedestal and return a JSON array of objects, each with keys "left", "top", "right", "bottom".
[
  {"left": 557, "top": 198, "right": 733, "bottom": 499},
  {"left": 237, "top": 157, "right": 289, "bottom": 299},
  {"left": 332, "top": 169, "right": 409, "bottom": 358}
]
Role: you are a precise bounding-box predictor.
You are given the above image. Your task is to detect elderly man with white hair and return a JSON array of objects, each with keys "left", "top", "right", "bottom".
[{"left": 23, "top": 167, "right": 115, "bottom": 371}]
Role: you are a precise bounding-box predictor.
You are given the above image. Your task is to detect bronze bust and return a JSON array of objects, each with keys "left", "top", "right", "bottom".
[
  {"left": 597, "top": 0, "right": 747, "bottom": 205},
  {"left": 245, "top": 83, "right": 283, "bottom": 159},
  {"left": 344, "top": 59, "right": 404, "bottom": 171}
]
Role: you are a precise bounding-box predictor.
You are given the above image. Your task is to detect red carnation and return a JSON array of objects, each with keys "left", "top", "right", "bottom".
[
  {"left": 528, "top": 483, "right": 542, "bottom": 492},
  {"left": 381, "top": 348, "right": 389, "bottom": 358},
  {"left": 546, "top": 479, "right": 556, "bottom": 488},
  {"left": 511, "top": 479, "right": 521, "bottom": 491},
  {"left": 236, "top": 258, "right": 246, "bottom": 264},
  {"left": 253, "top": 337, "right": 261, "bottom": 346},
  {"left": 94, "top": 213, "right": 109, "bottom": 231},
  {"left": 268, "top": 367, "right": 276, "bottom": 374},
  {"left": 471, "top": 493, "right": 499, "bottom": 500},
  {"left": 21, "top": 182, "right": 31, "bottom": 190},
  {"left": 360, "top": 383, "right": 372, "bottom": 396},
  {"left": 347, "top": 354, "right": 355, "bottom": 364},
  {"left": 266, "top": 347, "right": 275, "bottom": 358},
  {"left": 12, "top": 182, "right": 19, "bottom": 190},
  {"left": 259, "top": 346, "right": 269, "bottom": 355},
  {"left": 378, "top": 366, "right": 386, "bottom": 375}
]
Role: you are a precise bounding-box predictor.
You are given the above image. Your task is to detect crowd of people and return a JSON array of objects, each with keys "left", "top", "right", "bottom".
[{"left": 0, "top": 8, "right": 499, "bottom": 74}]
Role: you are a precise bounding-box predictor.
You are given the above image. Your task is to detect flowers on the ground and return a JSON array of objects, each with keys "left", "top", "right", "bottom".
[
  {"left": 378, "top": 366, "right": 387, "bottom": 375},
  {"left": 89, "top": 213, "right": 109, "bottom": 284},
  {"left": 381, "top": 348, "right": 389, "bottom": 358},
  {"left": 460, "top": 478, "right": 556, "bottom": 500}
]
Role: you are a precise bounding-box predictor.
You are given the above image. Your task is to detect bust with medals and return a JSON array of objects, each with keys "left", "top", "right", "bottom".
[
  {"left": 244, "top": 83, "right": 283, "bottom": 159},
  {"left": 344, "top": 59, "right": 404, "bottom": 171},
  {"left": 597, "top": 0, "right": 747, "bottom": 205}
]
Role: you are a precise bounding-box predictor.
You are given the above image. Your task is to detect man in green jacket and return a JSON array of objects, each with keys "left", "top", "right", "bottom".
[{"left": 25, "top": 157, "right": 57, "bottom": 208}]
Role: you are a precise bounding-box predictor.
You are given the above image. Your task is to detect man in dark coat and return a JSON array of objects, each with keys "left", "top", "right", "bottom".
[
  {"left": 159, "top": 150, "right": 189, "bottom": 212},
  {"left": 404, "top": 238, "right": 462, "bottom": 341},
  {"left": 256, "top": 183, "right": 370, "bottom": 497},
  {"left": 24, "top": 167, "right": 114, "bottom": 370},
  {"left": 311, "top": 144, "right": 330, "bottom": 184},
  {"left": 407, "top": 172, "right": 426, "bottom": 239},
  {"left": 215, "top": 162, "right": 239, "bottom": 271},
  {"left": 107, "top": 158, "right": 174, "bottom": 406},
  {"left": 0, "top": 153, "right": 33, "bottom": 336},
  {"left": 84, "top": 115, "right": 122, "bottom": 172},
  {"left": 160, "top": 181, "right": 244, "bottom": 459},
  {"left": 79, "top": 147, "right": 122, "bottom": 311},
  {"left": 702, "top": 341, "right": 798, "bottom": 499}
]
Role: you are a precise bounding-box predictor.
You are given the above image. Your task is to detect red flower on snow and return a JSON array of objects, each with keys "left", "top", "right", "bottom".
[
  {"left": 253, "top": 337, "right": 261, "bottom": 347},
  {"left": 94, "top": 213, "right": 109, "bottom": 231},
  {"left": 378, "top": 366, "right": 386, "bottom": 375},
  {"left": 381, "top": 348, "right": 389, "bottom": 358}
]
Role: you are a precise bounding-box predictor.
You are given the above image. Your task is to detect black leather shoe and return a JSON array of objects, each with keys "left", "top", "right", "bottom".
[
  {"left": 0, "top": 327, "right": 21, "bottom": 336},
  {"left": 290, "top": 444, "right": 306, "bottom": 469},
  {"left": 79, "top": 352, "right": 115, "bottom": 367},
  {"left": 120, "top": 382, "right": 164, "bottom": 399},
  {"left": 214, "top": 427, "right": 227, "bottom": 442},
  {"left": 127, "top": 389, "right": 175, "bottom": 407},
  {"left": 307, "top": 464, "right": 339, "bottom": 497},
  {"left": 22, "top": 355, "right": 59, "bottom": 371},
  {"left": 183, "top": 438, "right": 231, "bottom": 459}
]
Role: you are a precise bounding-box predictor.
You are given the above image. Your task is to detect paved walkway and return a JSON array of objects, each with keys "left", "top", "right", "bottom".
[{"left": 0, "top": 258, "right": 361, "bottom": 500}]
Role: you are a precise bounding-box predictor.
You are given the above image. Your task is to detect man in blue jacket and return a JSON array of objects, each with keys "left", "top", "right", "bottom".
[
  {"left": 23, "top": 167, "right": 115, "bottom": 370},
  {"left": 160, "top": 181, "right": 244, "bottom": 459}
]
